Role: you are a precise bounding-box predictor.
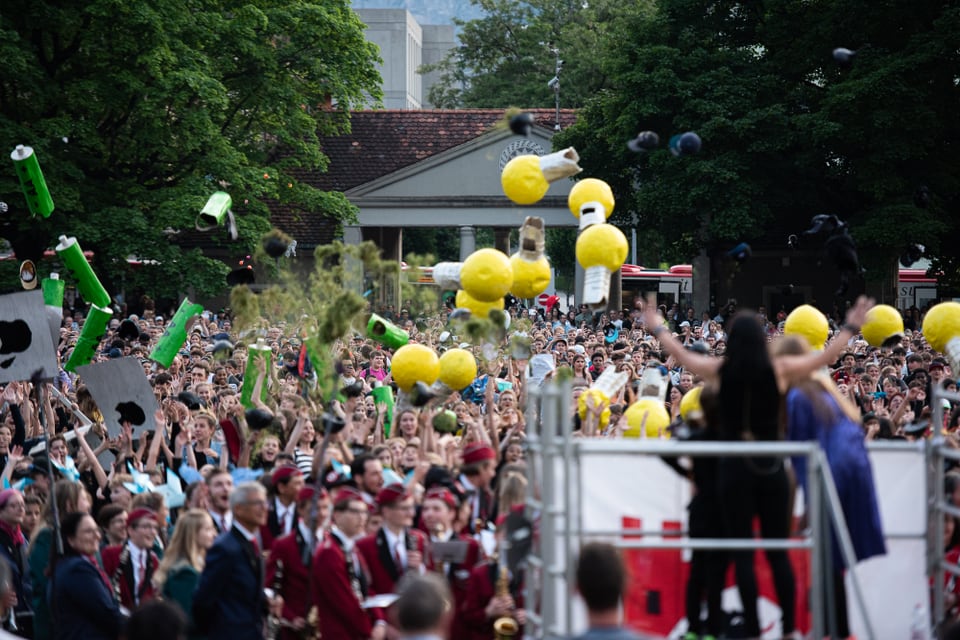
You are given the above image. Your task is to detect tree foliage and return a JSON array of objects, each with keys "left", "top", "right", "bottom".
[
  {"left": 422, "top": 0, "right": 647, "bottom": 109},
  {"left": 0, "top": 0, "right": 381, "bottom": 299},
  {"left": 554, "top": 0, "right": 960, "bottom": 288}
]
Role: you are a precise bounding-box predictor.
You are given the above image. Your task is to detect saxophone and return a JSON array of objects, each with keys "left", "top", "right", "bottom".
[
  {"left": 265, "top": 560, "right": 283, "bottom": 640},
  {"left": 492, "top": 556, "right": 519, "bottom": 640}
]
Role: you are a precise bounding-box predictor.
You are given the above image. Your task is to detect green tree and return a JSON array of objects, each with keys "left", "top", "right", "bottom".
[
  {"left": 555, "top": 0, "right": 960, "bottom": 292},
  {"left": 0, "top": 0, "right": 381, "bottom": 299},
  {"left": 422, "top": 0, "right": 646, "bottom": 109}
]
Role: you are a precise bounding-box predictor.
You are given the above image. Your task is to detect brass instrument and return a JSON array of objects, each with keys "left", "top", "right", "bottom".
[
  {"left": 265, "top": 560, "right": 283, "bottom": 640},
  {"left": 492, "top": 556, "right": 518, "bottom": 640}
]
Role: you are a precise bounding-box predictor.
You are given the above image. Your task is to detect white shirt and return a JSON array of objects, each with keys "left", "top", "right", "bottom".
[
  {"left": 331, "top": 526, "right": 360, "bottom": 575},
  {"left": 275, "top": 497, "right": 296, "bottom": 536},
  {"left": 459, "top": 474, "right": 480, "bottom": 522},
  {"left": 298, "top": 520, "right": 322, "bottom": 546},
  {"left": 235, "top": 521, "right": 259, "bottom": 544},
  {"left": 209, "top": 509, "right": 232, "bottom": 533},
  {"left": 126, "top": 540, "right": 150, "bottom": 602},
  {"left": 383, "top": 526, "right": 407, "bottom": 571}
]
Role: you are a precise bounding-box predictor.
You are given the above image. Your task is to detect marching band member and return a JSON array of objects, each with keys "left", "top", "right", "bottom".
[
  {"left": 100, "top": 508, "right": 161, "bottom": 612},
  {"left": 420, "top": 486, "right": 480, "bottom": 639},
  {"left": 261, "top": 465, "right": 304, "bottom": 551},
  {"left": 356, "top": 483, "right": 429, "bottom": 597},
  {"left": 457, "top": 444, "right": 498, "bottom": 536},
  {"left": 265, "top": 485, "right": 328, "bottom": 640},
  {"left": 460, "top": 517, "right": 526, "bottom": 640},
  {"left": 312, "top": 487, "right": 385, "bottom": 640}
]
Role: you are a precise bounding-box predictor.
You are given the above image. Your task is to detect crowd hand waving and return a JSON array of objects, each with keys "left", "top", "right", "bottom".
[
  {"left": 1, "top": 382, "right": 21, "bottom": 405},
  {"left": 844, "top": 295, "right": 874, "bottom": 329},
  {"left": 7, "top": 445, "right": 23, "bottom": 467}
]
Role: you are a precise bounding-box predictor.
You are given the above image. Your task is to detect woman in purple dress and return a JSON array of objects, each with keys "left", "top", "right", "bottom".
[{"left": 777, "top": 335, "right": 886, "bottom": 638}]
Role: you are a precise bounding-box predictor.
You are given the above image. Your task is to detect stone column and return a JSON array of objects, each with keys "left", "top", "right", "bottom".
[
  {"left": 343, "top": 225, "right": 362, "bottom": 246},
  {"left": 493, "top": 227, "right": 511, "bottom": 255},
  {"left": 459, "top": 225, "right": 476, "bottom": 261}
]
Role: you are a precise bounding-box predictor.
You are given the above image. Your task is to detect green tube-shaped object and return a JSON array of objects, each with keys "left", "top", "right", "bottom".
[
  {"left": 42, "top": 273, "right": 65, "bottom": 308},
  {"left": 42, "top": 273, "right": 65, "bottom": 349},
  {"left": 148, "top": 298, "right": 204, "bottom": 368},
  {"left": 241, "top": 338, "right": 273, "bottom": 408},
  {"left": 196, "top": 191, "right": 232, "bottom": 231},
  {"left": 370, "top": 385, "right": 394, "bottom": 438},
  {"left": 64, "top": 304, "right": 112, "bottom": 372},
  {"left": 55, "top": 235, "right": 110, "bottom": 308},
  {"left": 10, "top": 145, "right": 54, "bottom": 219},
  {"left": 367, "top": 314, "right": 409, "bottom": 350}
]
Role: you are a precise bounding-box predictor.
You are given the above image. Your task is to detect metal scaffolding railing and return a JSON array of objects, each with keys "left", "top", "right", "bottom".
[
  {"left": 523, "top": 379, "right": 877, "bottom": 640},
  {"left": 929, "top": 385, "right": 960, "bottom": 634}
]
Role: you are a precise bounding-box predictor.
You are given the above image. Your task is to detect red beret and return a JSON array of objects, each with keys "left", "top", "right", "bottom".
[
  {"left": 423, "top": 487, "right": 457, "bottom": 510},
  {"left": 333, "top": 486, "right": 364, "bottom": 508},
  {"left": 272, "top": 465, "right": 303, "bottom": 485},
  {"left": 376, "top": 483, "right": 409, "bottom": 507},
  {"left": 127, "top": 508, "right": 157, "bottom": 527},
  {"left": 462, "top": 443, "right": 496, "bottom": 465},
  {"left": 297, "top": 486, "right": 328, "bottom": 504}
]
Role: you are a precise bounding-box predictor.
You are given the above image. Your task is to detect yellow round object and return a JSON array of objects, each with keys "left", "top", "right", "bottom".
[
  {"left": 568, "top": 178, "right": 615, "bottom": 219},
  {"left": 501, "top": 155, "right": 549, "bottom": 205},
  {"left": 577, "top": 389, "right": 611, "bottom": 430},
  {"left": 679, "top": 386, "right": 703, "bottom": 422},
  {"left": 783, "top": 304, "right": 829, "bottom": 350},
  {"left": 390, "top": 344, "right": 440, "bottom": 392},
  {"left": 923, "top": 302, "right": 960, "bottom": 353},
  {"left": 862, "top": 304, "right": 905, "bottom": 347},
  {"left": 454, "top": 289, "right": 505, "bottom": 319},
  {"left": 623, "top": 397, "right": 671, "bottom": 439},
  {"left": 438, "top": 348, "right": 478, "bottom": 391},
  {"left": 509, "top": 253, "right": 551, "bottom": 299},
  {"left": 460, "top": 248, "right": 513, "bottom": 302},
  {"left": 575, "top": 224, "right": 628, "bottom": 271}
]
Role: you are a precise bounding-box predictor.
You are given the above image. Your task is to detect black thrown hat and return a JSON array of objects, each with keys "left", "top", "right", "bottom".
[
  {"left": 627, "top": 131, "right": 660, "bottom": 152},
  {"left": 117, "top": 319, "right": 140, "bottom": 341},
  {"left": 245, "top": 407, "right": 274, "bottom": 431},
  {"left": 509, "top": 112, "right": 535, "bottom": 136},
  {"left": 177, "top": 391, "right": 203, "bottom": 411},
  {"left": 115, "top": 401, "right": 146, "bottom": 426}
]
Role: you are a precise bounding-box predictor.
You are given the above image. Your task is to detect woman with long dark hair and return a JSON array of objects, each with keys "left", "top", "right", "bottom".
[
  {"left": 50, "top": 512, "right": 124, "bottom": 640},
  {"left": 644, "top": 295, "right": 871, "bottom": 639},
  {"left": 28, "top": 480, "right": 92, "bottom": 640}
]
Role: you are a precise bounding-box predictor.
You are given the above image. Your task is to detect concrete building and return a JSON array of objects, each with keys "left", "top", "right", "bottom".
[
  {"left": 356, "top": 9, "right": 455, "bottom": 109},
  {"left": 273, "top": 109, "right": 579, "bottom": 308}
]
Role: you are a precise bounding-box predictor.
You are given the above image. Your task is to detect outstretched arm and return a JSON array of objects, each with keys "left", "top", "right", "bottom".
[
  {"left": 775, "top": 296, "right": 873, "bottom": 388},
  {"left": 641, "top": 295, "right": 720, "bottom": 379}
]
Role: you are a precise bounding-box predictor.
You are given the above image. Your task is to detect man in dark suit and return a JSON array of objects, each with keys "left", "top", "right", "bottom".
[
  {"left": 193, "top": 481, "right": 283, "bottom": 640},
  {"left": 313, "top": 487, "right": 385, "bottom": 640},
  {"left": 100, "top": 507, "right": 160, "bottom": 612},
  {"left": 266, "top": 485, "right": 328, "bottom": 640},
  {"left": 261, "top": 465, "right": 304, "bottom": 552},
  {"left": 356, "top": 483, "right": 428, "bottom": 597}
]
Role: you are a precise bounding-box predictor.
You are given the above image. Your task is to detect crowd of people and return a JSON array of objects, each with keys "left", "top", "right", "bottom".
[{"left": 0, "top": 291, "right": 954, "bottom": 640}]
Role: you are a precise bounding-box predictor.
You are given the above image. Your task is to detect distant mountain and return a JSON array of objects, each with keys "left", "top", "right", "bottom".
[{"left": 351, "top": 0, "right": 486, "bottom": 26}]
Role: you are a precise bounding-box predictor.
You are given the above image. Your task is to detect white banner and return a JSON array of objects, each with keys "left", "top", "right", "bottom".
[
  {"left": 77, "top": 357, "right": 159, "bottom": 437},
  {"left": 563, "top": 444, "right": 926, "bottom": 639},
  {"left": 0, "top": 291, "right": 58, "bottom": 384}
]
